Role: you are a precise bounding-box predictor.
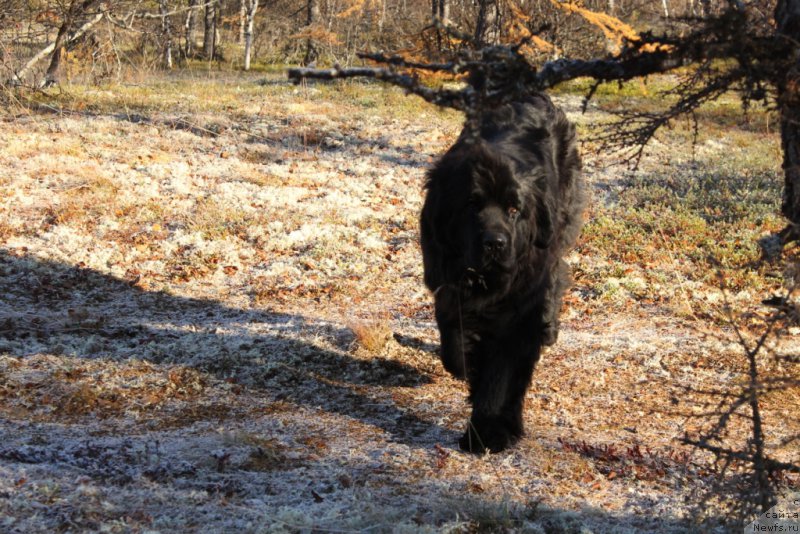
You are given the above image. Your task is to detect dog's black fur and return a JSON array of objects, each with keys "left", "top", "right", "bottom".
[{"left": 420, "top": 94, "right": 585, "bottom": 453}]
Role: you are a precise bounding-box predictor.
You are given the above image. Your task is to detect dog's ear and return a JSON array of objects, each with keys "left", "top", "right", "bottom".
[
  {"left": 532, "top": 196, "right": 554, "bottom": 249},
  {"left": 421, "top": 158, "right": 467, "bottom": 289}
]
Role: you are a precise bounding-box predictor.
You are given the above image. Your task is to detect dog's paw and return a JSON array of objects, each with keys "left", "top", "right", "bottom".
[{"left": 459, "top": 417, "right": 522, "bottom": 454}]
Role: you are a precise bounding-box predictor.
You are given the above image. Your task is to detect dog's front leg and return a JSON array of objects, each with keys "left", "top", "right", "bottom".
[
  {"left": 438, "top": 324, "right": 471, "bottom": 380},
  {"left": 433, "top": 290, "right": 479, "bottom": 380},
  {"left": 460, "top": 331, "right": 542, "bottom": 453}
]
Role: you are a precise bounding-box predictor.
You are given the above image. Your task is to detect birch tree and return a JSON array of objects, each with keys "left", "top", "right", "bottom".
[
  {"left": 159, "top": 0, "right": 174, "bottom": 69},
  {"left": 242, "top": 0, "right": 258, "bottom": 70},
  {"left": 184, "top": 0, "right": 200, "bottom": 58}
]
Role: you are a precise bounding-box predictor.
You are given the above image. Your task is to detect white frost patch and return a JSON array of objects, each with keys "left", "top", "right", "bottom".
[
  {"left": 161, "top": 164, "right": 202, "bottom": 195},
  {"left": 169, "top": 230, "right": 252, "bottom": 264},
  {"left": 320, "top": 189, "right": 366, "bottom": 209},
  {"left": 259, "top": 260, "right": 302, "bottom": 278},
  {"left": 35, "top": 226, "right": 121, "bottom": 268},
  {"left": 254, "top": 185, "right": 308, "bottom": 206},
  {"left": 125, "top": 174, "right": 163, "bottom": 198},
  {"left": 357, "top": 232, "right": 386, "bottom": 250}
]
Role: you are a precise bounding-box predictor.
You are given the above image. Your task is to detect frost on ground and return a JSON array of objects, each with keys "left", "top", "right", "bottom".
[{"left": 0, "top": 75, "right": 797, "bottom": 533}]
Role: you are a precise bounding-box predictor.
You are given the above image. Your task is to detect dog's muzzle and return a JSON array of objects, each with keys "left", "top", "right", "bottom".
[
  {"left": 482, "top": 230, "right": 513, "bottom": 266},
  {"left": 482, "top": 231, "right": 508, "bottom": 255}
]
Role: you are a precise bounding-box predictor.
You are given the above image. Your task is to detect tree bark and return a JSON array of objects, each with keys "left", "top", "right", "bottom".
[
  {"left": 439, "top": 0, "right": 450, "bottom": 20},
  {"left": 239, "top": 0, "right": 246, "bottom": 44},
  {"left": 432, "top": 0, "right": 449, "bottom": 51},
  {"left": 776, "top": 0, "right": 800, "bottom": 242},
  {"left": 378, "top": 0, "right": 386, "bottom": 33},
  {"left": 303, "top": 0, "right": 321, "bottom": 66},
  {"left": 202, "top": 0, "right": 217, "bottom": 60},
  {"left": 214, "top": 3, "right": 221, "bottom": 58},
  {"left": 243, "top": 0, "right": 258, "bottom": 71},
  {"left": 474, "top": 0, "right": 499, "bottom": 45},
  {"left": 184, "top": 0, "right": 199, "bottom": 58},
  {"left": 160, "top": 0, "right": 174, "bottom": 69},
  {"left": 44, "top": 20, "right": 73, "bottom": 85}
]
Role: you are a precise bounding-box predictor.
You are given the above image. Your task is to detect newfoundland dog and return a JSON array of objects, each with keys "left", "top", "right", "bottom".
[{"left": 420, "top": 93, "right": 585, "bottom": 453}]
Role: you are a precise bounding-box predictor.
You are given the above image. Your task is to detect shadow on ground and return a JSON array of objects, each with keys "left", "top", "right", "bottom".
[
  {"left": 0, "top": 250, "right": 717, "bottom": 532},
  {"left": 0, "top": 249, "right": 441, "bottom": 446}
]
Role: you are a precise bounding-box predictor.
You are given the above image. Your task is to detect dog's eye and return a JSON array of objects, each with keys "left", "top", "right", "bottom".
[{"left": 507, "top": 207, "right": 519, "bottom": 217}]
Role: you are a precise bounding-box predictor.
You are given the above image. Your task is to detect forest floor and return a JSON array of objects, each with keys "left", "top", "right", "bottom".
[{"left": 0, "top": 70, "right": 798, "bottom": 533}]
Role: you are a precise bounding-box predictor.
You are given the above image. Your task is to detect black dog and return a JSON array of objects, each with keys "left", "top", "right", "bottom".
[{"left": 420, "top": 94, "right": 585, "bottom": 453}]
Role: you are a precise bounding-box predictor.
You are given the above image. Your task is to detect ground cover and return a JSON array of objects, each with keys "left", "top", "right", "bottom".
[{"left": 0, "top": 71, "right": 797, "bottom": 532}]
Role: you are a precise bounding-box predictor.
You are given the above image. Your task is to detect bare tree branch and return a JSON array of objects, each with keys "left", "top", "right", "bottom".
[{"left": 288, "top": 65, "right": 472, "bottom": 111}]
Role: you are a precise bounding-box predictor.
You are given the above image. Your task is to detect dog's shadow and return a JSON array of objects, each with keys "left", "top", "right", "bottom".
[{"left": 0, "top": 250, "right": 449, "bottom": 447}]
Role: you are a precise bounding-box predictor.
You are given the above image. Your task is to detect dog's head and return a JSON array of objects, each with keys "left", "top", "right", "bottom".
[
  {"left": 463, "top": 146, "right": 553, "bottom": 276},
  {"left": 422, "top": 142, "right": 554, "bottom": 291}
]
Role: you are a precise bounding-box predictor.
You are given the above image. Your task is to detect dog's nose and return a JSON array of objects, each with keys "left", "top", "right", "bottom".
[{"left": 482, "top": 232, "right": 508, "bottom": 252}]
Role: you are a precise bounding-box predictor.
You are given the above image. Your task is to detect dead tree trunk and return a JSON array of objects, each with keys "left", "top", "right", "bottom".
[
  {"left": 202, "top": 0, "right": 217, "bottom": 60},
  {"left": 214, "top": 3, "right": 221, "bottom": 59},
  {"left": 44, "top": 20, "right": 73, "bottom": 85},
  {"left": 378, "top": 0, "right": 386, "bottom": 32},
  {"left": 474, "top": 0, "right": 499, "bottom": 45},
  {"left": 776, "top": 0, "right": 800, "bottom": 243},
  {"left": 238, "top": 0, "right": 246, "bottom": 44},
  {"left": 303, "top": 0, "right": 320, "bottom": 66},
  {"left": 432, "top": 0, "right": 449, "bottom": 20},
  {"left": 431, "top": 0, "right": 449, "bottom": 51},
  {"left": 184, "top": 0, "right": 199, "bottom": 58}
]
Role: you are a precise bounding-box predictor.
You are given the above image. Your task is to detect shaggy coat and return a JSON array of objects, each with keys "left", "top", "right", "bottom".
[{"left": 420, "top": 94, "right": 585, "bottom": 453}]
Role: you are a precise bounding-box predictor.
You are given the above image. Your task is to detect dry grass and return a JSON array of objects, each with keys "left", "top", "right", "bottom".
[
  {"left": 349, "top": 318, "right": 393, "bottom": 353},
  {"left": 0, "top": 357, "right": 210, "bottom": 422}
]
